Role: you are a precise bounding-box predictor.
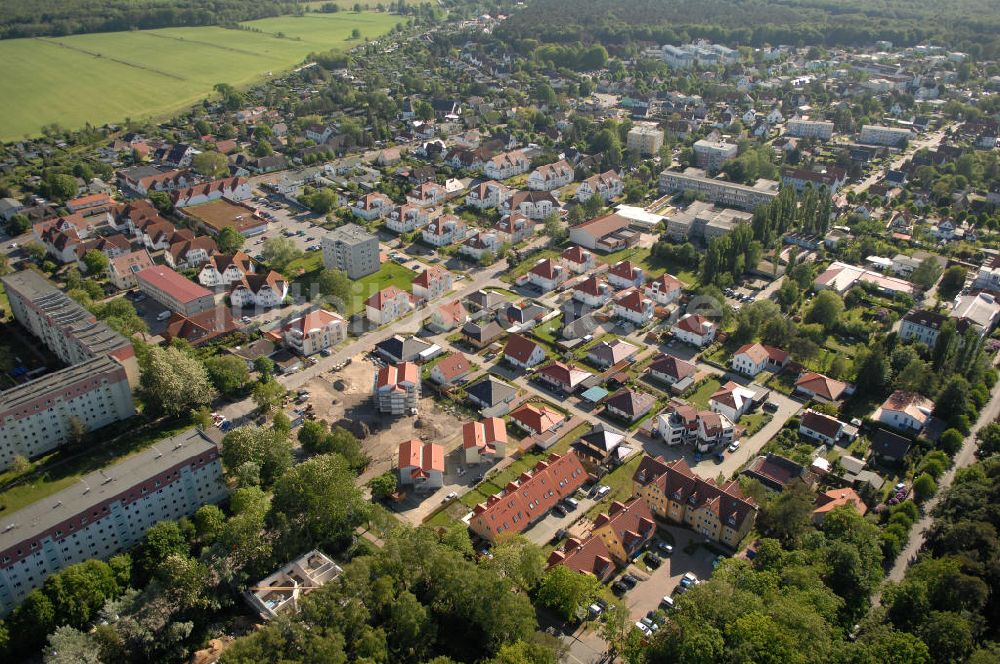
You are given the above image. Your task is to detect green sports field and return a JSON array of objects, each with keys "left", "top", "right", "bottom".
[{"left": 0, "top": 12, "right": 399, "bottom": 141}]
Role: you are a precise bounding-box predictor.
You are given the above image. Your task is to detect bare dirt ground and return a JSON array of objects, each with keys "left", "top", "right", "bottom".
[{"left": 299, "top": 354, "right": 467, "bottom": 484}]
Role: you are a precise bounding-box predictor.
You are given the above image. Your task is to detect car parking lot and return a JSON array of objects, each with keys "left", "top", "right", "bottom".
[
  {"left": 244, "top": 195, "right": 324, "bottom": 254},
  {"left": 617, "top": 525, "right": 719, "bottom": 622}
]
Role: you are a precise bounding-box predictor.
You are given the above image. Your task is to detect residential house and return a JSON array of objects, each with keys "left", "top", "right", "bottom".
[
  {"left": 386, "top": 204, "right": 429, "bottom": 234},
  {"left": 469, "top": 452, "right": 587, "bottom": 542},
  {"left": 575, "top": 171, "right": 624, "bottom": 203},
  {"left": 899, "top": 309, "right": 970, "bottom": 346},
  {"left": 587, "top": 339, "right": 638, "bottom": 369},
  {"left": 281, "top": 309, "right": 346, "bottom": 356},
  {"left": 527, "top": 160, "right": 573, "bottom": 191},
  {"left": 794, "top": 371, "right": 851, "bottom": 402},
  {"left": 461, "top": 320, "right": 505, "bottom": 349},
  {"left": 422, "top": 214, "right": 467, "bottom": 247},
  {"left": 483, "top": 150, "right": 530, "bottom": 180},
  {"left": 352, "top": 193, "right": 393, "bottom": 221},
  {"left": 407, "top": 181, "right": 447, "bottom": 208},
  {"left": 165, "top": 235, "right": 218, "bottom": 269},
  {"left": 107, "top": 249, "right": 155, "bottom": 290},
  {"left": 429, "top": 352, "right": 471, "bottom": 386},
  {"left": 813, "top": 488, "right": 867, "bottom": 525},
  {"left": 654, "top": 405, "right": 735, "bottom": 451},
  {"left": 605, "top": 388, "right": 656, "bottom": 423},
  {"left": 731, "top": 343, "right": 788, "bottom": 377},
  {"left": 366, "top": 286, "right": 413, "bottom": 326},
  {"left": 632, "top": 455, "right": 757, "bottom": 548},
  {"left": 465, "top": 377, "right": 518, "bottom": 417},
  {"left": 613, "top": 288, "right": 655, "bottom": 326},
  {"left": 498, "top": 302, "right": 549, "bottom": 329},
  {"left": 646, "top": 354, "right": 697, "bottom": 391},
  {"left": 874, "top": 390, "right": 934, "bottom": 434},
  {"left": 526, "top": 258, "right": 568, "bottom": 292},
  {"left": 573, "top": 275, "right": 614, "bottom": 308},
  {"left": 509, "top": 403, "right": 564, "bottom": 435},
  {"left": 494, "top": 213, "right": 535, "bottom": 245},
  {"left": 592, "top": 499, "right": 657, "bottom": 564},
  {"left": 503, "top": 333, "right": 547, "bottom": 369},
  {"left": 561, "top": 245, "right": 596, "bottom": 274},
  {"left": 546, "top": 536, "right": 616, "bottom": 582},
  {"left": 412, "top": 266, "right": 454, "bottom": 302},
  {"left": 536, "top": 361, "right": 593, "bottom": 394},
  {"left": 799, "top": 410, "right": 846, "bottom": 446},
  {"left": 572, "top": 424, "right": 632, "bottom": 473},
  {"left": 230, "top": 271, "right": 288, "bottom": 309},
  {"left": 742, "top": 453, "right": 813, "bottom": 492},
  {"left": 375, "top": 336, "right": 432, "bottom": 364},
  {"left": 502, "top": 190, "right": 560, "bottom": 220},
  {"left": 460, "top": 231, "right": 500, "bottom": 260},
  {"left": 672, "top": 314, "right": 716, "bottom": 347},
  {"left": 373, "top": 362, "right": 420, "bottom": 415},
  {"left": 199, "top": 252, "right": 254, "bottom": 288},
  {"left": 466, "top": 289, "right": 507, "bottom": 314},
  {"left": 429, "top": 299, "right": 469, "bottom": 331},
  {"left": 164, "top": 307, "right": 238, "bottom": 347},
  {"left": 462, "top": 417, "right": 508, "bottom": 465},
  {"left": 871, "top": 428, "right": 913, "bottom": 464},
  {"left": 709, "top": 381, "right": 757, "bottom": 422},
  {"left": 170, "top": 177, "right": 250, "bottom": 208},
  {"left": 645, "top": 273, "right": 684, "bottom": 306},
  {"left": 397, "top": 440, "right": 444, "bottom": 490},
  {"left": 608, "top": 261, "right": 644, "bottom": 290}
]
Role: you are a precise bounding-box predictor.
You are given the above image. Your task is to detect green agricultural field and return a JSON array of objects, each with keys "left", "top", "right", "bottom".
[{"left": 0, "top": 12, "right": 399, "bottom": 140}]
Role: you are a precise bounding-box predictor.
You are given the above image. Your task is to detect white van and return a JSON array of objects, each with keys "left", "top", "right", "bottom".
[
  {"left": 156, "top": 310, "right": 171, "bottom": 321},
  {"left": 660, "top": 595, "right": 675, "bottom": 610}
]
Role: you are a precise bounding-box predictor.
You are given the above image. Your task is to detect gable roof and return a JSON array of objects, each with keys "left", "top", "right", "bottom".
[
  {"left": 433, "top": 353, "right": 471, "bottom": 382},
  {"left": 509, "top": 402, "right": 563, "bottom": 433},
  {"left": 647, "top": 354, "right": 696, "bottom": 381},
  {"left": 800, "top": 410, "right": 844, "bottom": 439},
  {"left": 462, "top": 417, "right": 508, "bottom": 452},
  {"left": 504, "top": 333, "right": 542, "bottom": 364},
  {"left": 605, "top": 388, "right": 656, "bottom": 417},
  {"left": 587, "top": 339, "right": 638, "bottom": 365},
  {"left": 795, "top": 371, "right": 848, "bottom": 401},
  {"left": 633, "top": 456, "right": 757, "bottom": 529},
  {"left": 547, "top": 536, "right": 615, "bottom": 579}
]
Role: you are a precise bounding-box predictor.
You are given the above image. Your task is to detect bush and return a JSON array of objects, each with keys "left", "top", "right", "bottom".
[{"left": 912, "top": 473, "right": 938, "bottom": 502}]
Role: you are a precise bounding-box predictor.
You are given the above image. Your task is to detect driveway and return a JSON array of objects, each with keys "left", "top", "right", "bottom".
[
  {"left": 522, "top": 497, "right": 597, "bottom": 546},
  {"left": 621, "top": 525, "right": 717, "bottom": 622}
]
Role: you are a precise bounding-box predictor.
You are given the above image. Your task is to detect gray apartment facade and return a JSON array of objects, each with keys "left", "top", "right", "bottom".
[{"left": 322, "top": 223, "right": 380, "bottom": 279}]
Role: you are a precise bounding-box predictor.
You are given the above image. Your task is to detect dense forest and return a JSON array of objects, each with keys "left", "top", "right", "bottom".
[
  {"left": 496, "top": 0, "right": 1000, "bottom": 60},
  {"left": 0, "top": 0, "right": 301, "bottom": 39}
]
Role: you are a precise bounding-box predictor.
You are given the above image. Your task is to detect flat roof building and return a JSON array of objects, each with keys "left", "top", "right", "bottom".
[
  {"left": 0, "top": 428, "right": 226, "bottom": 614},
  {"left": 322, "top": 223, "right": 380, "bottom": 280},
  {"left": 659, "top": 168, "right": 779, "bottom": 211},
  {"left": 0, "top": 271, "right": 138, "bottom": 470}
]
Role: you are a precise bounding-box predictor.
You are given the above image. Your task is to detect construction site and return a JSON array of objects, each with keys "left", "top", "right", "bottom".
[{"left": 297, "top": 352, "right": 468, "bottom": 484}]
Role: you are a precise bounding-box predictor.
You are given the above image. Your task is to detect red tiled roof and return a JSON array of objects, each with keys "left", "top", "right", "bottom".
[
  {"left": 398, "top": 439, "right": 444, "bottom": 472},
  {"left": 795, "top": 371, "right": 848, "bottom": 401},
  {"left": 471, "top": 452, "right": 588, "bottom": 540},
  {"left": 375, "top": 362, "right": 419, "bottom": 389},
  {"left": 547, "top": 536, "right": 614, "bottom": 580},
  {"left": 561, "top": 245, "right": 591, "bottom": 264},
  {"left": 463, "top": 417, "right": 508, "bottom": 451},
  {"left": 434, "top": 353, "right": 471, "bottom": 382},
  {"left": 800, "top": 410, "right": 843, "bottom": 439},
  {"left": 509, "top": 402, "right": 563, "bottom": 433},
  {"left": 136, "top": 265, "right": 212, "bottom": 303},
  {"left": 504, "top": 333, "right": 541, "bottom": 364},
  {"left": 814, "top": 488, "right": 867, "bottom": 516},
  {"left": 367, "top": 285, "right": 409, "bottom": 310}
]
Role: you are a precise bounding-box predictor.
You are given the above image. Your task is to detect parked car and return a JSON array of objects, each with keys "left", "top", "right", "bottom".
[
  {"left": 594, "top": 485, "right": 611, "bottom": 499},
  {"left": 680, "top": 572, "right": 698, "bottom": 588},
  {"left": 660, "top": 595, "right": 675, "bottom": 610},
  {"left": 763, "top": 401, "right": 779, "bottom": 413},
  {"left": 442, "top": 492, "right": 458, "bottom": 503},
  {"left": 621, "top": 574, "right": 638, "bottom": 589},
  {"left": 563, "top": 497, "right": 579, "bottom": 511},
  {"left": 612, "top": 581, "right": 628, "bottom": 596},
  {"left": 552, "top": 504, "right": 567, "bottom": 517},
  {"left": 657, "top": 541, "right": 674, "bottom": 555},
  {"left": 728, "top": 441, "right": 741, "bottom": 452},
  {"left": 645, "top": 552, "right": 662, "bottom": 569},
  {"left": 635, "top": 622, "right": 651, "bottom": 637}
]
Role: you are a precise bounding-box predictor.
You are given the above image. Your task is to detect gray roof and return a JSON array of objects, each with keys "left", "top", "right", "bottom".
[
  {"left": 325, "top": 222, "right": 375, "bottom": 245},
  {"left": 0, "top": 429, "right": 220, "bottom": 555},
  {"left": 0, "top": 356, "right": 125, "bottom": 412},
  {"left": 466, "top": 376, "right": 516, "bottom": 407},
  {"left": 376, "top": 335, "right": 431, "bottom": 362}
]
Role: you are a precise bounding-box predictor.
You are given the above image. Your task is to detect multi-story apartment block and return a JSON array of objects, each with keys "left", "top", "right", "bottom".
[
  {"left": 632, "top": 455, "right": 757, "bottom": 548},
  {"left": 198, "top": 251, "right": 254, "bottom": 288},
  {"left": 659, "top": 168, "right": 779, "bottom": 211},
  {"left": 859, "top": 124, "right": 912, "bottom": 147},
  {"left": 502, "top": 191, "right": 560, "bottom": 220},
  {"left": 351, "top": 193, "right": 393, "bottom": 221},
  {"left": 786, "top": 119, "right": 834, "bottom": 140},
  {"left": 0, "top": 429, "right": 226, "bottom": 614},
  {"left": 0, "top": 271, "right": 139, "bottom": 470},
  {"left": 411, "top": 266, "right": 454, "bottom": 302},
  {"left": 373, "top": 362, "right": 420, "bottom": 415},
  {"left": 899, "top": 309, "right": 973, "bottom": 347},
  {"left": 365, "top": 286, "right": 413, "bottom": 326},
  {"left": 322, "top": 223, "right": 380, "bottom": 279},
  {"left": 229, "top": 271, "right": 288, "bottom": 310},
  {"left": 627, "top": 123, "right": 664, "bottom": 156},
  {"left": 693, "top": 139, "right": 738, "bottom": 172},
  {"left": 661, "top": 41, "right": 739, "bottom": 69}
]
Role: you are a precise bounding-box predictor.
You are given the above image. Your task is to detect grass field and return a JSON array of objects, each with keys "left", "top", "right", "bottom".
[{"left": 0, "top": 12, "right": 399, "bottom": 140}]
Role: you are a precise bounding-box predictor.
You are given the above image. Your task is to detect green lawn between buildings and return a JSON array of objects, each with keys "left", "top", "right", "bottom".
[{"left": 0, "top": 12, "right": 398, "bottom": 139}]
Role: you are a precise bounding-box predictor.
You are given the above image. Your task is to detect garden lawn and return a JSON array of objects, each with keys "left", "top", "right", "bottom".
[{"left": 685, "top": 377, "right": 722, "bottom": 409}]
